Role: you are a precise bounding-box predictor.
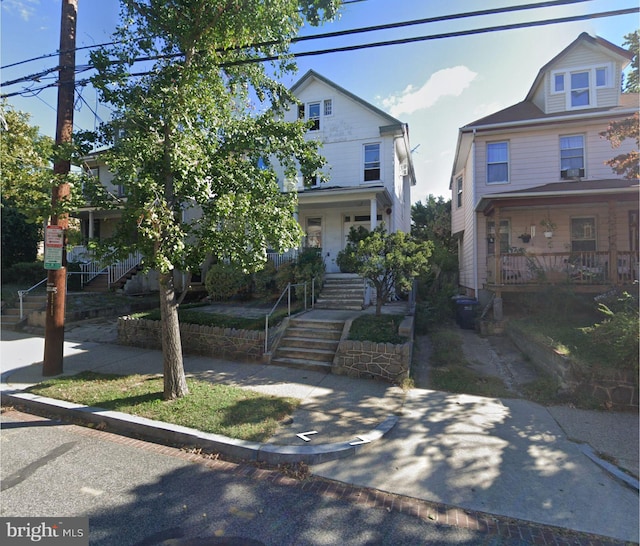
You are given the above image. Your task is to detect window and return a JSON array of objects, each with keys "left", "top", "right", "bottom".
[
  {"left": 298, "top": 104, "right": 305, "bottom": 119},
  {"left": 364, "top": 143, "right": 381, "bottom": 181},
  {"left": 303, "top": 173, "right": 319, "bottom": 187},
  {"left": 570, "top": 71, "right": 590, "bottom": 107},
  {"left": 487, "top": 219, "right": 510, "bottom": 254},
  {"left": 323, "top": 99, "right": 332, "bottom": 116},
  {"left": 554, "top": 73, "right": 565, "bottom": 92},
  {"left": 560, "top": 135, "right": 585, "bottom": 178},
  {"left": 571, "top": 217, "right": 596, "bottom": 252},
  {"left": 487, "top": 142, "right": 509, "bottom": 184},
  {"left": 306, "top": 217, "right": 322, "bottom": 248},
  {"left": 596, "top": 67, "right": 607, "bottom": 87},
  {"left": 456, "top": 176, "right": 463, "bottom": 208},
  {"left": 308, "top": 102, "right": 320, "bottom": 130}
]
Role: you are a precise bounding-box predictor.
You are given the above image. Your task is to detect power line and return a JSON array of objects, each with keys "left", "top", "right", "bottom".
[
  {"left": 1, "top": 6, "right": 636, "bottom": 99},
  {"left": 0, "top": 0, "right": 596, "bottom": 87},
  {"left": 0, "top": 0, "right": 370, "bottom": 71}
]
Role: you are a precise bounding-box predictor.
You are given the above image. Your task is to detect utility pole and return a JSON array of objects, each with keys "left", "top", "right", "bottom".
[{"left": 43, "top": 0, "right": 77, "bottom": 376}]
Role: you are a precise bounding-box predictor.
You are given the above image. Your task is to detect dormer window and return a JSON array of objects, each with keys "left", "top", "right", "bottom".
[
  {"left": 570, "top": 71, "right": 590, "bottom": 107},
  {"left": 551, "top": 64, "right": 612, "bottom": 110}
]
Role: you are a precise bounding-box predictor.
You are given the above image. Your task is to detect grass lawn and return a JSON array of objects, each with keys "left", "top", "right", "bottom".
[
  {"left": 132, "top": 303, "right": 298, "bottom": 331},
  {"left": 348, "top": 314, "right": 406, "bottom": 344},
  {"left": 25, "top": 371, "right": 300, "bottom": 442},
  {"left": 426, "top": 328, "right": 513, "bottom": 399}
]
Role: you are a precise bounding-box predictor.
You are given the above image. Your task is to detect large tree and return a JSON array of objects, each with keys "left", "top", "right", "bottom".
[{"left": 86, "top": 0, "right": 341, "bottom": 399}]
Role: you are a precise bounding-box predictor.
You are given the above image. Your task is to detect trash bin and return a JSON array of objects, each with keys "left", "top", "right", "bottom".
[{"left": 454, "top": 298, "right": 478, "bottom": 330}]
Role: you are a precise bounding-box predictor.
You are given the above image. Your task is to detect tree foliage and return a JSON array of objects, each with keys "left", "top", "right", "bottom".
[
  {"left": 1, "top": 197, "right": 41, "bottom": 269},
  {"left": 0, "top": 102, "right": 54, "bottom": 224},
  {"left": 343, "top": 225, "right": 432, "bottom": 315},
  {"left": 623, "top": 30, "right": 639, "bottom": 93},
  {"left": 411, "top": 195, "right": 458, "bottom": 295},
  {"left": 600, "top": 112, "right": 639, "bottom": 179},
  {"left": 85, "top": 0, "right": 341, "bottom": 399}
]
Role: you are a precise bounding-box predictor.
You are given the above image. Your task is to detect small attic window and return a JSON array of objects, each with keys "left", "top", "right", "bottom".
[{"left": 554, "top": 74, "right": 564, "bottom": 92}]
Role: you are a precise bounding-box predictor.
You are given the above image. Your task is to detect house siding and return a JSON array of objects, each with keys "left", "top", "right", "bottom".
[{"left": 451, "top": 33, "right": 638, "bottom": 297}]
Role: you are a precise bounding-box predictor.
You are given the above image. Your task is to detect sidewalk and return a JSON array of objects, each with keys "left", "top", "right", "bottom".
[{"left": 1, "top": 320, "right": 638, "bottom": 543}]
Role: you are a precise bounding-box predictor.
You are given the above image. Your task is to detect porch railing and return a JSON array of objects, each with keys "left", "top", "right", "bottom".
[
  {"left": 487, "top": 250, "right": 639, "bottom": 286},
  {"left": 266, "top": 249, "right": 299, "bottom": 269},
  {"left": 71, "top": 245, "right": 142, "bottom": 289}
]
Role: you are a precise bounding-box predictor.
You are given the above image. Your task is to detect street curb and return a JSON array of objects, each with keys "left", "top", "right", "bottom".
[
  {"left": 577, "top": 443, "right": 640, "bottom": 492},
  {"left": 0, "top": 391, "right": 398, "bottom": 465}
]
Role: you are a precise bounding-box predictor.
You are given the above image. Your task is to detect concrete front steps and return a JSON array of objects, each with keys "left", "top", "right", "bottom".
[
  {"left": 1, "top": 294, "right": 47, "bottom": 329},
  {"left": 270, "top": 317, "right": 344, "bottom": 372},
  {"left": 315, "top": 273, "right": 365, "bottom": 311}
]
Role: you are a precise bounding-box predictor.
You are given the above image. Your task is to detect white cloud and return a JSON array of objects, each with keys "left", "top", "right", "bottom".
[
  {"left": 2, "top": 0, "right": 39, "bottom": 21},
  {"left": 382, "top": 66, "right": 478, "bottom": 117}
]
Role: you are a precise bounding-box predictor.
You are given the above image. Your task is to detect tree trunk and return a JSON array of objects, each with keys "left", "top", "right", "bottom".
[
  {"left": 375, "top": 283, "right": 384, "bottom": 316},
  {"left": 159, "top": 271, "right": 189, "bottom": 399}
]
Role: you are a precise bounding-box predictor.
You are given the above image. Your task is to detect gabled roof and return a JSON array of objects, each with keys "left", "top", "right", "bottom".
[
  {"left": 462, "top": 93, "right": 638, "bottom": 129},
  {"left": 525, "top": 32, "right": 633, "bottom": 102},
  {"left": 291, "top": 69, "right": 404, "bottom": 128}
]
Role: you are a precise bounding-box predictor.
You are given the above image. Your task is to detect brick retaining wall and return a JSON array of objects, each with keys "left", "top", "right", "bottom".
[{"left": 118, "top": 316, "right": 264, "bottom": 362}]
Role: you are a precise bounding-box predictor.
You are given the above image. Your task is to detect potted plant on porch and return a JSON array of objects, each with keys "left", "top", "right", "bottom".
[{"left": 540, "top": 217, "right": 557, "bottom": 238}]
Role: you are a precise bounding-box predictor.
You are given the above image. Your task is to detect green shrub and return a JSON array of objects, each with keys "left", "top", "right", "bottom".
[
  {"left": 581, "top": 292, "right": 639, "bottom": 372},
  {"left": 336, "top": 226, "right": 369, "bottom": 273},
  {"left": 205, "top": 262, "right": 250, "bottom": 301},
  {"left": 2, "top": 261, "right": 46, "bottom": 285},
  {"left": 275, "top": 260, "right": 296, "bottom": 294},
  {"left": 294, "top": 248, "right": 325, "bottom": 303},
  {"left": 253, "top": 259, "right": 277, "bottom": 297}
]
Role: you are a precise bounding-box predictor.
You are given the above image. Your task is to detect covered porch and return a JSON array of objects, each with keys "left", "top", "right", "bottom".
[{"left": 477, "top": 179, "right": 639, "bottom": 294}]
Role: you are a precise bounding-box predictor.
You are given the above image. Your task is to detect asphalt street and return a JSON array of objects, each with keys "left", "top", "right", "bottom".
[{"left": 2, "top": 408, "right": 521, "bottom": 546}]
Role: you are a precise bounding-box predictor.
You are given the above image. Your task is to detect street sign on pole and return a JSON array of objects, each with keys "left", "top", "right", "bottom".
[{"left": 44, "top": 225, "right": 64, "bottom": 270}]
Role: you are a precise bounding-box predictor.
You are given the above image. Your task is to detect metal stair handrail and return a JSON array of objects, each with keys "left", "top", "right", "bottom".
[
  {"left": 264, "top": 277, "right": 316, "bottom": 354},
  {"left": 17, "top": 278, "right": 48, "bottom": 319}
]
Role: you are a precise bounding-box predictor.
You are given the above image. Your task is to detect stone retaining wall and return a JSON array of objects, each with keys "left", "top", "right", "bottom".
[
  {"left": 118, "top": 316, "right": 264, "bottom": 362},
  {"left": 506, "top": 322, "right": 638, "bottom": 410}
]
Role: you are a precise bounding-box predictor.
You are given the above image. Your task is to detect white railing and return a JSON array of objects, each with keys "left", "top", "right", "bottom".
[
  {"left": 109, "top": 251, "right": 142, "bottom": 286},
  {"left": 73, "top": 245, "right": 142, "bottom": 289},
  {"left": 266, "top": 249, "right": 299, "bottom": 269},
  {"left": 17, "top": 278, "right": 48, "bottom": 319}
]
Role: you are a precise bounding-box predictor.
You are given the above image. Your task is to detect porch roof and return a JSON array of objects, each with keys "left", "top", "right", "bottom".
[
  {"left": 475, "top": 178, "right": 640, "bottom": 214},
  {"left": 294, "top": 184, "right": 392, "bottom": 208}
]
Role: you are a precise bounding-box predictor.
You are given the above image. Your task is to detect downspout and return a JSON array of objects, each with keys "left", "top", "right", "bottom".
[{"left": 471, "top": 130, "right": 479, "bottom": 298}]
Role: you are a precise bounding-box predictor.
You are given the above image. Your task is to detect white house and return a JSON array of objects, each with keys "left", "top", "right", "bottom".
[
  {"left": 450, "top": 33, "right": 639, "bottom": 310},
  {"left": 278, "top": 70, "right": 416, "bottom": 273},
  {"left": 74, "top": 70, "right": 417, "bottom": 288}
]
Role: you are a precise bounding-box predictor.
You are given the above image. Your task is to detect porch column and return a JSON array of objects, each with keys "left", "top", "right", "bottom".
[
  {"left": 88, "top": 211, "right": 94, "bottom": 239},
  {"left": 609, "top": 199, "right": 618, "bottom": 283},
  {"left": 494, "top": 207, "right": 502, "bottom": 285},
  {"left": 370, "top": 198, "right": 377, "bottom": 229}
]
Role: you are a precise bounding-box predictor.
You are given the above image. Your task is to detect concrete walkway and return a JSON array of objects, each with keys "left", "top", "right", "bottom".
[{"left": 1, "top": 316, "right": 638, "bottom": 543}]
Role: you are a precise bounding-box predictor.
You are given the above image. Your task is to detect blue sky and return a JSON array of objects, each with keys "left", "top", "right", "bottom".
[{"left": 1, "top": 0, "right": 637, "bottom": 202}]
